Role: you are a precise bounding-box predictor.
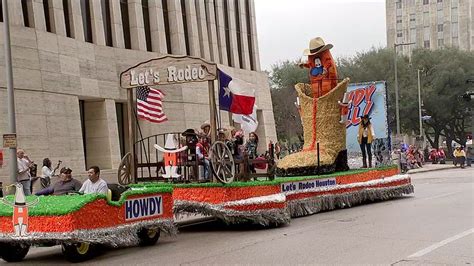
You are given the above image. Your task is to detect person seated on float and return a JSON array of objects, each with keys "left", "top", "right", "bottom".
[
  {"left": 196, "top": 134, "right": 211, "bottom": 180},
  {"left": 35, "top": 167, "right": 82, "bottom": 196},
  {"left": 200, "top": 121, "right": 211, "bottom": 139},
  {"left": 230, "top": 129, "right": 244, "bottom": 160},
  {"left": 79, "top": 166, "right": 108, "bottom": 194},
  {"left": 244, "top": 132, "right": 259, "bottom": 174},
  {"left": 453, "top": 146, "right": 466, "bottom": 169}
]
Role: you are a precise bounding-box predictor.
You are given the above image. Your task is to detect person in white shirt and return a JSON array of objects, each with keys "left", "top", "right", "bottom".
[
  {"left": 79, "top": 166, "right": 108, "bottom": 195},
  {"left": 40, "top": 158, "right": 61, "bottom": 189},
  {"left": 16, "top": 149, "right": 34, "bottom": 195}
]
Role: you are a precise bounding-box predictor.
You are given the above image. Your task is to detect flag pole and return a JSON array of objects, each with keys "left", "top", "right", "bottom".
[
  {"left": 208, "top": 80, "right": 217, "bottom": 144},
  {"left": 127, "top": 88, "right": 136, "bottom": 183}
]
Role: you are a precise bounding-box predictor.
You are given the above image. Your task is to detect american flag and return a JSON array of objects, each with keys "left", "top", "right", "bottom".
[{"left": 136, "top": 86, "right": 168, "bottom": 123}]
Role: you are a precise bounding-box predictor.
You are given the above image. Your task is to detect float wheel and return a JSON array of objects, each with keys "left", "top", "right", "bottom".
[
  {"left": 209, "top": 141, "right": 235, "bottom": 184},
  {"left": 137, "top": 227, "right": 161, "bottom": 246},
  {"left": 118, "top": 152, "right": 133, "bottom": 185},
  {"left": 0, "top": 243, "right": 30, "bottom": 262},
  {"left": 62, "top": 242, "right": 94, "bottom": 262}
]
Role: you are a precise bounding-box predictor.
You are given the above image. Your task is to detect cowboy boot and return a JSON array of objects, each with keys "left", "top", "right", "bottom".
[
  {"left": 362, "top": 157, "right": 367, "bottom": 168},
  {"left": 276, "top": 78, "right": 350, "bottom": 176},
  {"left": 368, "top": 159, "right": 372, "bottom": 168}
]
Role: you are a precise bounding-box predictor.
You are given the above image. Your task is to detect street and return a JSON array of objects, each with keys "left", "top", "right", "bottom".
[{"left": 9, "top": 168, "right": 474, "bottom": 265}]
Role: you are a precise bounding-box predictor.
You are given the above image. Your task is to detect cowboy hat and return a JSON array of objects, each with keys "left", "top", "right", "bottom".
[
  {"left": 303, "top": 37, "right": 333, "bottom": 56},
  {"left": 200, "top": 120, "right": 210, "bottom": 129},
  {"left": 182, "top": 128, "right": 197, "bottom": 136}
]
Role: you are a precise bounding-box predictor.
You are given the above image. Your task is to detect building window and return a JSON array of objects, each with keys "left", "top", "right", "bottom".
[
  {"left": 396, "top": 18, "right": 402, "bottom": 24},
  {"left": 101, "top": 0, "right": 113, "bottom": 46},
  {"left": 437, "top": 24, "right": 443, "bottom": 32},
  {"left": 396, "top": 1, "right": 402, "bottom": 9},
  {"left": 451, "top": 22, "right": 458, "bottom": 37},
  {"left": 245, "top": 0, "right": 255, "bottom": 70},
  {"left": 223, "top": 0, "right": 232, "bottom": 66},
  {"left": 437, "top": 0, "right": 442, "bottom": 2},
  {"left": 451, "top": 0, "right": 458, "bottom": 7},
  {"left": 63, "top": 0, "right": 72, "bottom": 37},
  {"left": 235, "top": 0, "right": 243, "bottom": 68},
  {"left": 0, "top": 2, "right": 3, "bottom": 22},
  {"left": 452, "top": 37, "right": 458, "bottom": 47},
  {"left": 409, "top": 14, "right": 416, "bottom": 22},
  {"left": 424, "top": 40, "right": 430, "bottom": 48},
  {"left": 423, "top": 12, "right": 429, "bottom": 26},
  {"left": 180, "top": 0, "right": 190, "bottom": 55},
  {"left": 397, "top": 32, "right": 403, "bottom": 38},
  {"left": 437, "top": 38, "right": 444, "bottom": 47},
  {"left": 21, "top": 0, "right": 29, "bottom": 27},
  {"left": 410, "top": 29, "right": 416, "bottom": 42},
  {"left": 120, "top": 0, "right": 131, "bottom": 49},
  {"left": 43, "top": 0, "right": 52, "bottom": 32},
  {"left": 423, "top": 0, "right": 429, "bottom": 4},
  {"left": 142, "top": 0, "right": 152, "bottom": 51},
  {"left": 80, "top": 0, "right": 93, "bottom": 43},
  {"left": 451, "top": 7, "right": 458, "bottom": 22},
  {"left": 162, "top": 0, "right": 171, "bottom": 54},
  {"left": 423, "top": 26, "right": 430, "bottom": 40}
]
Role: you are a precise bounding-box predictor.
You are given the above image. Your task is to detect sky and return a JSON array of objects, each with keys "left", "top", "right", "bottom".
[{"left": 254, "top": 0, "right": 387, "bottom": 71}]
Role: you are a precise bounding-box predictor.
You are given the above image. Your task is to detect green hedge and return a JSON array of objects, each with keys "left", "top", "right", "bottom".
[{"left": 0, "top": 186, "right": 172, "bottom": 217}]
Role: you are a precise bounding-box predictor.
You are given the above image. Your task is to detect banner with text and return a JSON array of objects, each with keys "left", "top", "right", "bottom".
[
  {"left": 281, "top": 178, "right": 337, "bottom": 193},
  {"left": 345, "top": 81, "right": 389, "bottom": 154}
]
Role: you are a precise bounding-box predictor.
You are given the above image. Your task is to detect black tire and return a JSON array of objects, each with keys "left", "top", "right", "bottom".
[
  {"left": 0, "top": 243, "right": 30, "bottom": 262},
  {"left": 61, "top": 242, "right": 95, "bottom": 262},
  {"left": 137, "top": 227, "right": 161, "bottom": 246}
]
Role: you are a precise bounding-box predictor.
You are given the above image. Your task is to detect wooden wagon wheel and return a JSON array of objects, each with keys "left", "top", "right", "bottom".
[
  {"left": 209, "top": 141, "right": 235, "bottom": 184},
  {"left": 118, "top": 152, "right": 133, "bottom": 185}
]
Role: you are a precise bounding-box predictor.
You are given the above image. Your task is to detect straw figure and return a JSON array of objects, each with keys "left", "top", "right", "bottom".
[{"left": 277, "top": 37, "right": 350, "bottom": 176}]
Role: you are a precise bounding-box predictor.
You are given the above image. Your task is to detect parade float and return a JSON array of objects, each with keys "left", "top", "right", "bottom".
[
  {"left": 0, "top": 38, "right": 413, "bottom": 263},
  {"left": 0, "top": 183, "right": 175, "bottom": 262}
]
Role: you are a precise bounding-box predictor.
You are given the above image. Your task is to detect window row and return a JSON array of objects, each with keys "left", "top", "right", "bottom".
[{"left": 2, "top": 0, "right": 257, "bottom": 71}]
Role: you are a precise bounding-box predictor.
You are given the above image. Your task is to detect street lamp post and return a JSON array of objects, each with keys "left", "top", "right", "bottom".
[{"left": 393, "top": 42, "right": 415, "bottom": 137}]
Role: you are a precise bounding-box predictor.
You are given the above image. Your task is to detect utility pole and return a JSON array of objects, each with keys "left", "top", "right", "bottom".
[
  {"left": 417, "top": 69, "right": 424, "bottom": 149},
  {"left": 2, "top": 0, "right": 18, "bottom": 185},
  {"left": 393, "top": 42, "right": 415, "bottom": 137}
]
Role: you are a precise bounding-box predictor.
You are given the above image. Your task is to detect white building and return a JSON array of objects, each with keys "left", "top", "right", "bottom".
[
  {"left": 0, "top": 0, "right": 276, "bottom": 183},
  {"left": 386, "top": 0, "right": 473, "bottom": 55}
]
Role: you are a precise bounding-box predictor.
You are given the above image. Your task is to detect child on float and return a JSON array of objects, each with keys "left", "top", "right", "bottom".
[{"left": 196, "top": 133, "right": 210, "bottom": 180}]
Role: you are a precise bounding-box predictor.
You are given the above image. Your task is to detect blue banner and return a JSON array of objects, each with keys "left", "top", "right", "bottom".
[{"left": 345, "top": 81, "right": 389, "bottom": 157}]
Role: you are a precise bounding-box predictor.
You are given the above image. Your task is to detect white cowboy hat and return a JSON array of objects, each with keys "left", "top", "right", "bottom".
[{"left": 303, "top": 37, "right": 333, "bottom": 56}]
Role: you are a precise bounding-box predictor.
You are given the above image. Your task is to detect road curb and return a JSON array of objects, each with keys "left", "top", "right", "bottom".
[{"left": 408, "top": 165, "right": 458, "bottom": 174}]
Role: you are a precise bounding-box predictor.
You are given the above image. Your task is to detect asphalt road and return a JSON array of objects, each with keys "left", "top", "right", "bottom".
[{"left": 6, "top": 168, "right": 474, "bottom": 265}]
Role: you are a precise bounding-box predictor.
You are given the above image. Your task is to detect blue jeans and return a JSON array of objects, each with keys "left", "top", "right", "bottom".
[{"left": 19, "top": 180, "right": 31, "bottom": 196}]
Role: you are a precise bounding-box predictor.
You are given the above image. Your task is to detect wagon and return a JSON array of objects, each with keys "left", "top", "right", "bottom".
[{"left": 117, "top": 55, "right": 275, "bottom": 186}]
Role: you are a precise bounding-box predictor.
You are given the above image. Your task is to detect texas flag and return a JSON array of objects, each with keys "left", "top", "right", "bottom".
[{"left": 218, "top": 70, "right": 255, "bottom": 115}]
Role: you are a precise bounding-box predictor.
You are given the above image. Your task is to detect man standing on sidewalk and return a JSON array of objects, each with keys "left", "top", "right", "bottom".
[{"left": 16, "top": 149, "right": 33, "bottom": 195}]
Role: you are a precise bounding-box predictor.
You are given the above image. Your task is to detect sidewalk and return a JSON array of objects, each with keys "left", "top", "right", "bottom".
[{"left": 407, "top": 162, "right": 458, "bottom": 174}]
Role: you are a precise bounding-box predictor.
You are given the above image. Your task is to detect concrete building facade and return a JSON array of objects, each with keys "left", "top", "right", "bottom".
[
  {"left": 0, "top": 0, "right": 276, "bottom": 183},
  {"left": 386, "top": 0, "right": 473, "bottom": 55}
]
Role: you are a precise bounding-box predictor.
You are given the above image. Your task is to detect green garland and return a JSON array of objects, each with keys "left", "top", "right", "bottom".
[
  {"left": 0, "top": 186, "right": 172, "bottom": 217},
  {"left": 130, "top": 165, "right": 399, "bottom": 188}
]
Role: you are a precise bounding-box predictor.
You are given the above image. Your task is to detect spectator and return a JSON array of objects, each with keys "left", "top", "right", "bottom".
[
  {"left": 466, "top": 147, "right": 473, "bottom": 167},
  {"left": 274, "top": 142, "right": 281, "bottom": 160},
  {"left": 40, "top": 158, "right": 61, "bottom": 189},
  {"left": 35, "top": 167, "right": 82, "bottom": 196},
  {"left": 437, "top": 148, "right": 446, "bottom": 164},
  {"left": 16, "top": 149, "right": 34, "bottom": 195},
  {"left": 400, "top": 149, "right": 408, "bottom": 173},
  {"left": 79, "top": 166, "right": 108, "bottom": 194},
  {"left": 414, "top": 147, "right": 423, "bottom": 168},
  {"left": 453, "top": 146, "right": 466, "bottom": 168}
]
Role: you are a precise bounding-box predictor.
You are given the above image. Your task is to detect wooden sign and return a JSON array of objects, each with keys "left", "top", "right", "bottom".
[
  {"left": 120, "top": 55, "right": 217, "bottom": 89},
  {"left": 3, "top": 134, "right": 17, "bottom": 148}
]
